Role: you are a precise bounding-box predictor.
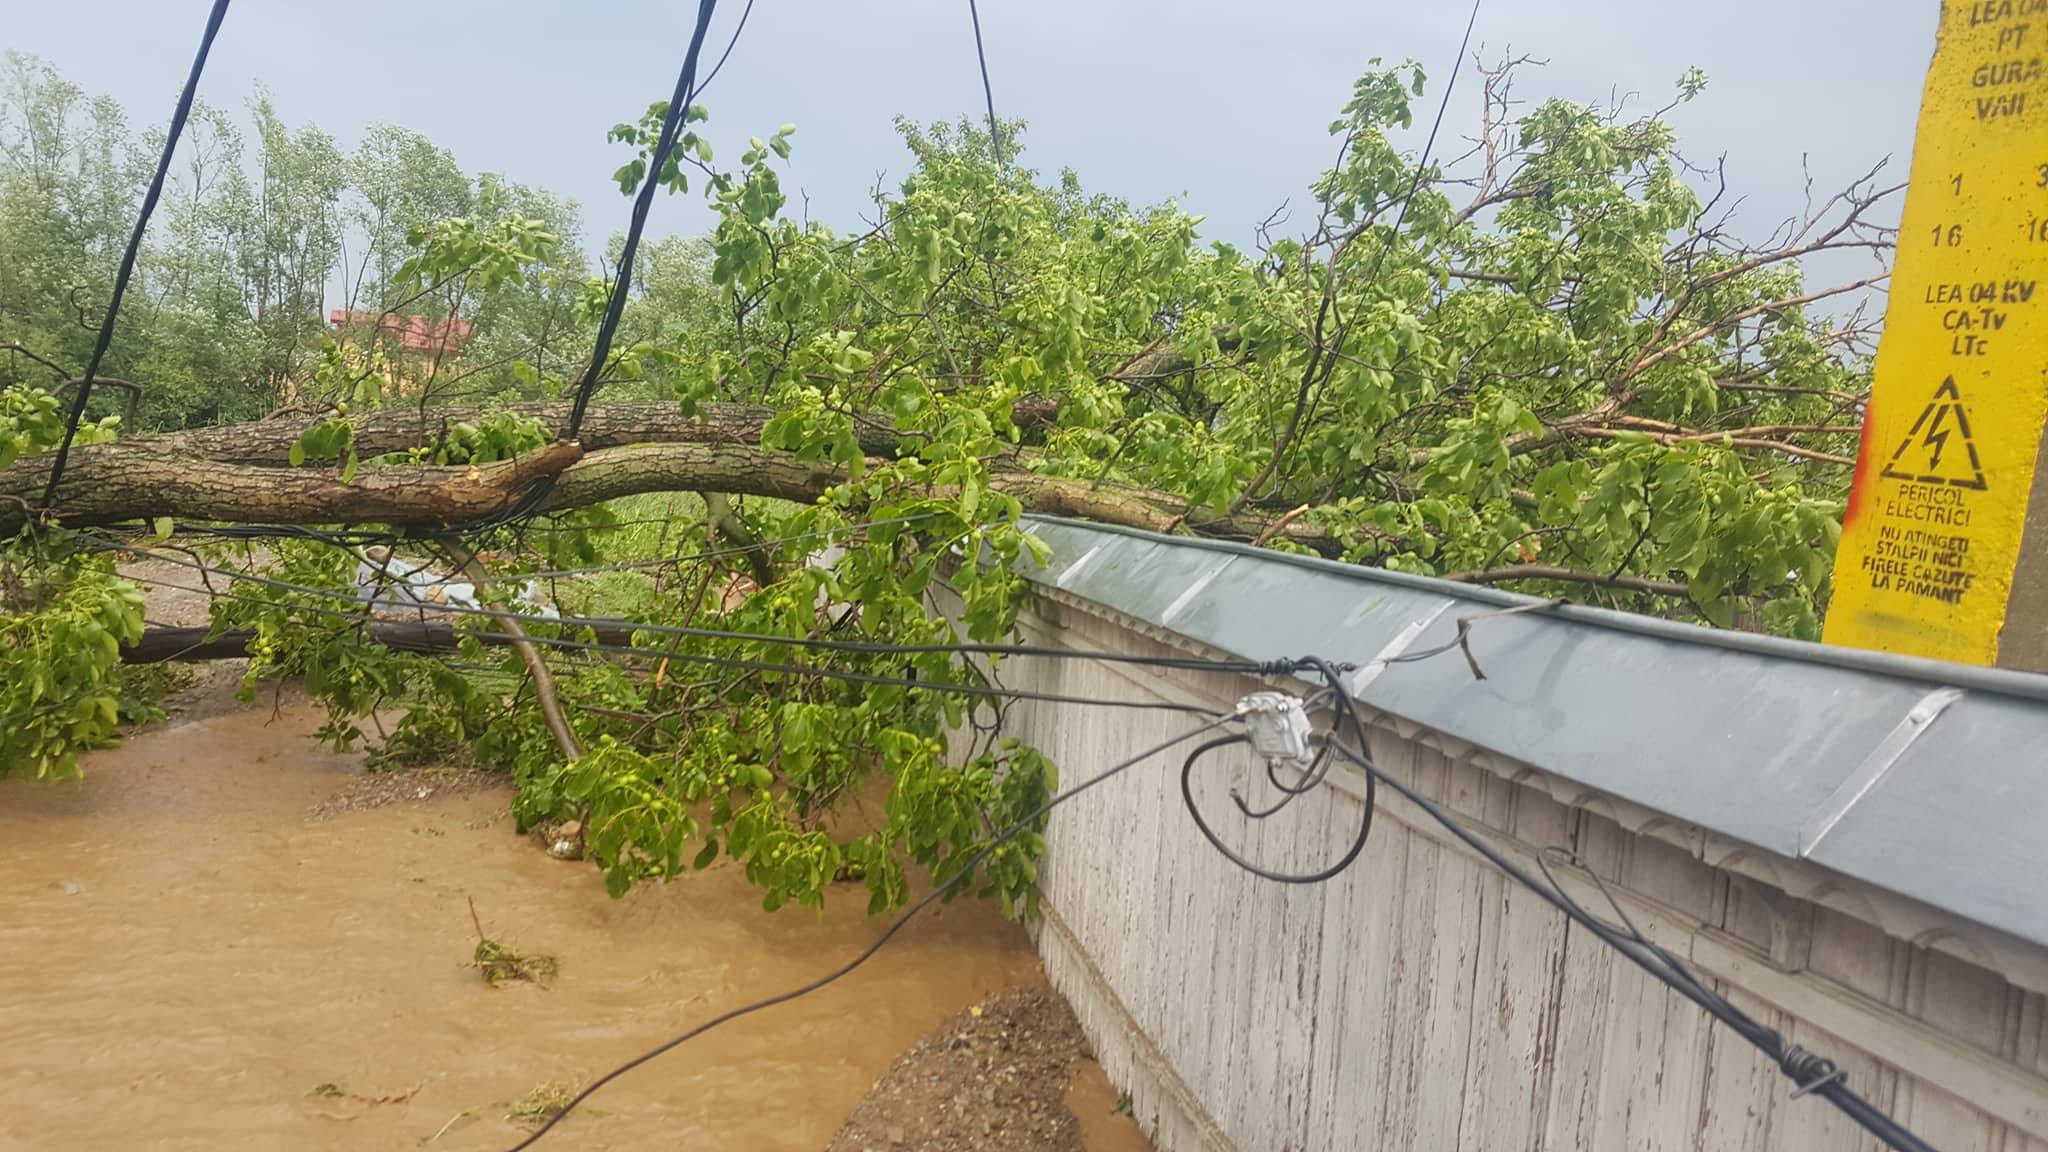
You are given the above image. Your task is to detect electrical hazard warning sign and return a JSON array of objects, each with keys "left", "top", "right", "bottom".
[
  {"left": 1822, "top": 0, "right": 2048, "bottom": 665},
  {"left": 1879, "top": 377, "right": 1987, "bottom": 491}
]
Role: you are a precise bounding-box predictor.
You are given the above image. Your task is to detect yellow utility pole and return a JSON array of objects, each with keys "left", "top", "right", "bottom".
[{"left": 1824, "top": 0, "right": 2048, "bottom": 669}]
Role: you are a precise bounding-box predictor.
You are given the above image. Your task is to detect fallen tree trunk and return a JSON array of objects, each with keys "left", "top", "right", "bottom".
[
  {"left": 8, "top": 439, "right": 583, "bottom": 531},
  {"left": 148, "top": 401, "right": 871, "bottom": 464},
  {"left": 8, "top": 434, "right": 1335, "bottom": 550},
  {"left": 124, "top": 619, "right": 646, "bottom": 664},
  {"left": 134, "top": 395, "right": 1060, "bottom": 467}
]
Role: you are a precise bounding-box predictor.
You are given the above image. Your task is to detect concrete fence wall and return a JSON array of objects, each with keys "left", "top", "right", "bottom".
[{"left": 989, "top": 585, "right": 2048, "bottom": 1152}]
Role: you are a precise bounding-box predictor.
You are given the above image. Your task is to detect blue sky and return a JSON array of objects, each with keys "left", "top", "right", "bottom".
[{"left": 9, "top": 0, "right": 1933, "bottom": 260}]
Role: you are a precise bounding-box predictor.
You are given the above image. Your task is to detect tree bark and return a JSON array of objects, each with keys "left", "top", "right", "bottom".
[
  {"left": 7, "top": 432, "right": 1334, "bottom": 551},
  {"left": 137, "top": 396, "right": 1060, "bottom": 467},
  {"left": 5, "top": 440, "right": 583, "bottom": 531},
  {"left": 149, "top": 402, "right": 859, "bottom": 464},
  {"left": 446, "top": 541, "right": 582, "bottom": 762}
]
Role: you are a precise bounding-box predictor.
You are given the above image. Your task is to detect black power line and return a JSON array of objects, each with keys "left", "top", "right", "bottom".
[
  {"left": 89, "top": 509, "right": 943, "bottom": 577},
  {"left": 1312, "top": 722, "right": 1935, "bottom": 1152},
  {"left": 101, "top": 539, "right": 1325, "bottom": 720},
  {"left": 109, "top": 564, "right": 1230, "bottom": 715},
  {"left": 497, "top": 713, "right": 1238, "bottom": 1151},
  {"left": 99, "top": 536, "right": 1311, "bottom": 678},
  {"left": 566, "top": 0, "right": 721, "bottom": 440},
  {"left": 966, "top": 0, "right": 1003, "bottom": 167},
  {"left": 40, "top": 0, "right": 233, "bottom": 507},
  {"left": 692, "top": 0, "right": 757, "bottom": 101},
  {"left": 1337, "top": 0, "right": 1484, "bottom": 317},
  {"left": 459, "top": 0, "right": 729, "bottom": 539},
  {"left": 462, "top": 639, "right": 1934, "bottom": 1152},
  {"left": 32, "top": 1, "right": 1932, "bottom": 1147},
  {"left": 1180, "top": 656, "right": 1375, "bottom": 884}
]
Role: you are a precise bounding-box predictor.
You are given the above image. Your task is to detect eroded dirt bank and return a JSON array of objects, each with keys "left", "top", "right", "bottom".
[{"left": 829, "top": 988, "right": 1152, "bottom": 1152}]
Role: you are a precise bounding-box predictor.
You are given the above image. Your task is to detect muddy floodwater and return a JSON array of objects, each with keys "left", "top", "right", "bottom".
[{"left": 0, "top": 705, "right": 1100, "bottom": 1151}]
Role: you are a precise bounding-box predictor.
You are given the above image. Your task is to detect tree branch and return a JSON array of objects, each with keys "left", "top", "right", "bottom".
[
  {"left": 443, "top": 540, "right": 582, "bottom": 763},
  {"left": 1565, "top": 426, "right": 1855, "bottom": 465},
  {"left": 702, "top": 490, "right": 776, "bottom": 587},
  {"left": 1618, "top": 274, "right": 1889, "bottom": 389},
  {"left": 5, "top": 432, "right": 1340, "bottom": 554},
  {"left": 1, "top": 439, "right": 583, "bottom": 531},
  {"left": 0, "top": 341, "right": 71, "bottom": 381}
]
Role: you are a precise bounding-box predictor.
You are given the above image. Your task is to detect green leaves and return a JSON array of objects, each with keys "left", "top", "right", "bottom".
[
  {"left": 0, "top": 53, "right": 1876, "bottom": 947},
  {"left": 0, "top": 385, "right": 118, "bottom": 469},
  {"left": 612, "top": 158, "right": 646, "bottom": 195},
  {"left": 0, "top": 551, "right": 146, "bottom": 780},
  {"left": 546, "top": 738, "right": 699, "bottom": 898},
  {"left": 428, "top": 411, "right": 548, "bottom": 465},
  {"left": 290, "top": 418, "right": 358, "bottom": 481},
  {"left": 394, "top": 212, "right": 561, "bottom": 293}
]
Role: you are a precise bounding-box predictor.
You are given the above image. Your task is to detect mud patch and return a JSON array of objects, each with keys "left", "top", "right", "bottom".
[
  {"left": 827, "top": 988, "right": 1151, "bottom": 1152},
  {"left": 308, "top": 764, "right": 510, "bottom": 821}
]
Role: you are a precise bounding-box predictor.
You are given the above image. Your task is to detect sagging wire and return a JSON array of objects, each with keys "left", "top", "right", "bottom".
[
  {"left": 498, "top": 713, "right": 1242, "bottom": 1152},
  {"left": 96, "top": 536, "right": 1311, "bottom": 678},
  {"left": 92, "top": 521, "right": 402, "bottom": 549},
  {"left": 1377, "top": 597, "right": 1567, "bottom": 680},
  {"left": 110, "top": 531, "right": 1908, "bottom": 1152},
  {"left": 110, "top": 564, "right": 1227, "bottom": 716},
  {"left": 966, "top": 0, "right": 1003, "bottom": 168},
  {"left": 356, "top": 509, "right": 942, "bottom": 587},
  {"left": 1196, "top": 660, "right": 1925, "bottom": 1147},
  {"left": 48, "top": 1, "right": 1920, "bottom": 1145},
  {"left": 566, "top": 0, "right": 720, "bottom": 440},
  {"left": 1178, "top": 658, "right": 1376, "bottom": 885},
  {"left": 691, "top": 0, "right": 755, "bottom": 101},
  {"left": 469, "top": 0, "right": 725, "bottom": 538},
  {"left": 88, "top": 509, "right": 945, "bottom": 585},
  {"left": 1166, "top": 644, "right": 1929, "bottom": 1149},
  {"left": 104, "top": 539, "right": 1329, "bottom": 716},
  {"left": 40, "top": 0, "right": 234, "bottom": 508}
]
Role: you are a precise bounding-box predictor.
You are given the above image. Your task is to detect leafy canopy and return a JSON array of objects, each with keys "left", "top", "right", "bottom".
[{"left": 0, "top": 53, "right": 1890, "bottom": 918}]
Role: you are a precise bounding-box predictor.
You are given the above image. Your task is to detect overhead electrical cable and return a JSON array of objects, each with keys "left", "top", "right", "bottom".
[
  {"left": 37, "top": 1, "right": 1932, "bottom": 1148},
  {"left": 471, "top": 0, "right": 726, "bottom": 535},
  {"left": 1310, "top": 714, "right": 1935, "bottom": 1152},
  {"left": 1180, "top": 656, "right": 1375, "bottom": 883},
  {"left": 94, "top": 537, "right": 1311, "bottom": 677},
  {"left": 566, "top": 0, "right": 721, "bottom": 440},
  {"left": 84, "top": 510, "right": 943, "bottom": 580},
  {"left": 691, "top": 0, "right": 756, "bottom": 100},
  {"left": 496, "top": 714, "right": 1241, "bottom": 1151},
  {"left": 104, "top": 552, "right": 1298, "bottom": 717},
  {"left": 40, "top": 0, "right": 234, "bottom": 507},
  {"left": 966, "top": 0, "right": 1003, "bottom": 167}
]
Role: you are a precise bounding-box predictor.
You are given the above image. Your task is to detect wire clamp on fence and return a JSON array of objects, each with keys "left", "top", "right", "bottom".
[{"left": 1782, "top": 1044, "right": 1849, "bottom": 1099}]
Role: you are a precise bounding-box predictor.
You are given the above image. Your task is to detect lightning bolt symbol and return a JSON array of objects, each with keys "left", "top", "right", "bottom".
[{"left": 1922, "top": 406, "right": 1951, "bottom": 470}]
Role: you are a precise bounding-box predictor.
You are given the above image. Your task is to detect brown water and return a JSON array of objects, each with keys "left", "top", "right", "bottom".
[
  {"left": 1067, "top": 1063, "right": 1151, "bottom": 1152},
  {"left": 0, "top": 706, "right": 1053, "bottom": 1152}
]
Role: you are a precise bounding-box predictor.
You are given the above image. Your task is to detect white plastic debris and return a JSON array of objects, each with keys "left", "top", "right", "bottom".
[
  {"left": 354, "top": 546, "right": 557, "bottom": 619},
  {"left": 806, "top": 543, "right": 854, "bottom": 625}
]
